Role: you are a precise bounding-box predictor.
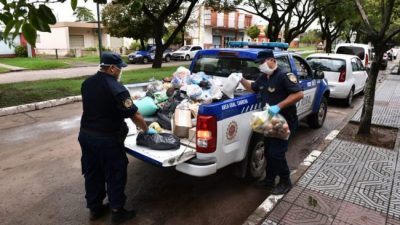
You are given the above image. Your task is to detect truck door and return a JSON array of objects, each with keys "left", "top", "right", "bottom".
[{"left": 291, "top": 55, "right": 317, "bottom": 118}]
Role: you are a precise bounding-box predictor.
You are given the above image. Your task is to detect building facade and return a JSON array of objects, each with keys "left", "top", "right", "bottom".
[{"left": 186, "top": 5, "right": 254, "bottom": 49}]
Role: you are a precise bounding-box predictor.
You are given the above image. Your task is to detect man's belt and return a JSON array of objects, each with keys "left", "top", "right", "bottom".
[{"left": 80, "top": 127, "right": 122, "bottom": 138}]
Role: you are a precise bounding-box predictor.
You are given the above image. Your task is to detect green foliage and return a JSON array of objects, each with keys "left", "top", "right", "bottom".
[
  {"left": 83, "top": 47, "right": 97, "bottom": 51},
  {"left": 163, "top": 26, "right": 183, "bottom": 45},
  {"left": 130, "top": 41, "right": 143, "bottom": 50},
  {"left": 300, "top": 30, "right": 321, "bottom": 45},
  {"left": 14, "top": 45, "right": 28, "bottom": 57},
  {"left": 246, "top": 25, "right": 260, "bottom": 40},
  {"left": 73, "top": 6, "right": 95, "bottom": 22}
]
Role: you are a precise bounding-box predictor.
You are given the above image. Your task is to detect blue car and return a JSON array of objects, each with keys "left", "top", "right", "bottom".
[{"left": 128, "top": 46, "right": 172, "bottom": 64}]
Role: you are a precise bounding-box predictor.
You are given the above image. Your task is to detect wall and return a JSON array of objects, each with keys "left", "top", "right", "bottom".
[
  {"left": 36, "top": 27, "right": 69, "bottom": 49},
  {"left": 0, "top": 36, "right": 21, "bottom": 56},
  {"left": 69, "top": 27, "right": 97, "bottom": 48}
]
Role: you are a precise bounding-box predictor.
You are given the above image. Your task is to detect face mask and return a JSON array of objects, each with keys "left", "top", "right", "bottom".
[
  {"left": 259, "top": 62, "right": 275, "bottom": 75},
  {"left": 117, "top": 70, "right": 123, "bottom": 82}
]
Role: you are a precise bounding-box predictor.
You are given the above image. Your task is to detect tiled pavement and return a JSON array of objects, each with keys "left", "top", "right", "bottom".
[{"left": 262, "top": 75, "right": 400, "bottom": 225}]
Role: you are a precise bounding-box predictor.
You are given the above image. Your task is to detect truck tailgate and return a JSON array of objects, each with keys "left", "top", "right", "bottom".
[{"left": 124, "top": 120, "right": 196, "bottom": 167}]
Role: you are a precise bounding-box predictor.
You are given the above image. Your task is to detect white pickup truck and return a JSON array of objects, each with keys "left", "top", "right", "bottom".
[{"left": 124, "top": 46, "right": 330, "bottom": 180}]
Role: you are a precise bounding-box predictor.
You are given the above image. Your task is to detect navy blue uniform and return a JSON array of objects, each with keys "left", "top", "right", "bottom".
[
  {"left": 251, "top": 66, "right": 302, "bottom": 182},
  {"left": 78, "top": 71, "right": 137, "bottom": 211}
]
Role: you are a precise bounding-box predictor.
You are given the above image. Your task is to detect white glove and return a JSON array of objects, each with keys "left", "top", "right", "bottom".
[{"left": 230, "top": 72, "right": 243, "bottom": 81}]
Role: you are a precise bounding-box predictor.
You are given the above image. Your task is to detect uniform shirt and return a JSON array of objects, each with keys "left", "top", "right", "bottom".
[
  {"left": 80, "top": 71, "right": 138, "bottom": 133},
  {"left": 251, "top": 66, "right": 302, "bottom": 123}
]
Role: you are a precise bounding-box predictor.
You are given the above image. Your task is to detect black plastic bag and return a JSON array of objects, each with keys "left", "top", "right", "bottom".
[
  {"left": 157, "top": 112, "right": 172, "bottom": 130},
  {"left": 136, "top": 132, "right": 180, "bottom": 150}
]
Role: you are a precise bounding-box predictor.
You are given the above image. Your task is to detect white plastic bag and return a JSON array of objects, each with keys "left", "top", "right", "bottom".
[
  {"left": 147, "top": 79, "right": 164, "bottom": 93},
  {"left": 186, "top": 84, "right": 203, "bottom": 100},
  {"left": 250, "top": 105, "right": 291, "bottom": 140},
  {"left": 172, "top": 66, "right": 191, "bottom": 88},
  {"left": 221, "top": 73, "right": 242, "bottom": 98}
]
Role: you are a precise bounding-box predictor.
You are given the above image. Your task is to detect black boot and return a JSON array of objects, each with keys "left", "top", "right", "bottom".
[
  {"left": 256, "top": 178, "right": 275, "bottom": 189},
  {"left": 271, "top": 180, "right": 292, "bottom": 195},
  {"left": 89, "top": 204, "right": 109, "bottom": 221},
  {"left": 111, "top": 208, "right": 136, "bottom": 225}
]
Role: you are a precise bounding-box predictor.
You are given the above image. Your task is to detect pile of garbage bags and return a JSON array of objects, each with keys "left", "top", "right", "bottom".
[
  {"left": 250, "top": 105, "right": 291, "bottom": 140},
  {"left": 134, "top": 66, "right": 242, "bottom": 149}
]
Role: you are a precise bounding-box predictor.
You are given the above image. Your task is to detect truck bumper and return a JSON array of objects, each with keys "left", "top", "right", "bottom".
[{"left": 175, "top": 158, "right": 217, "bottom": 177}]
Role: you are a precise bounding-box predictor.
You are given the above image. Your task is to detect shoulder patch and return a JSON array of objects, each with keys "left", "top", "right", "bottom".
[
  {"left": 287, "top": 73, "right": 297, "bottom": 83},
  {"left": 123, "top": 98, "right": 133, "bottom": 109}
]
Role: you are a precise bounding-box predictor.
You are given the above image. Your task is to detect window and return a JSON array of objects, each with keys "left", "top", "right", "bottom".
[
  {"left": 356, "top": 58, "right": 365, "bottom": 71},
  {"left": 336, "top": 46, "right": 365, "bottom": 60},
  {"left": 351, "top": 58, "right": 359, "bottom": 71},
  {"left": 192, "top": 56, "right": 260, "bottom": 80},
  {"left": 276, "top": 56, "right": 292, "bottom": 73},
  {"left": 307, "top": 57, "right": 345, "bottom": 72},
  {"left": 293, "top": 56, "right": 313, "bottom": 80},
  {"left": 36, "top": 34, "right": 41, "bottom": 44}
]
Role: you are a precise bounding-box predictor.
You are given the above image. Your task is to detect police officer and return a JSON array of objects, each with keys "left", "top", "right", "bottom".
[
  {"left": 240, "top": 49, "right": 304, "bottom": 195},
  {"left": 78, "top": 52, "right": 157, "bottom": 224}
]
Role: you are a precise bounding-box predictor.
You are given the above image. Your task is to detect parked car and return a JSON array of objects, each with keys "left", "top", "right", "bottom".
[
  {"left": 307, "top": 53, "right": 368, "bottom": 106},
  {"left": 171, "top": 45, "right": 202, "bottom": 61},
  {"left": 128, "top": 46, "right": 172, "bottom": 64},
  {"left": 335, "top": 43, "right": 374, "bottom": 71}
]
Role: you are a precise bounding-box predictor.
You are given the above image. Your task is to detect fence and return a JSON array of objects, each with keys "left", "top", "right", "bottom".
[{"left": 34, "top": 48, "right": 99, "bottom": 59}]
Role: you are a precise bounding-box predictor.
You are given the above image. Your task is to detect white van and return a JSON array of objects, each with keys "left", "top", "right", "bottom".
[{"left": 335, "top": 43, "right": 374, "bottom": 70}]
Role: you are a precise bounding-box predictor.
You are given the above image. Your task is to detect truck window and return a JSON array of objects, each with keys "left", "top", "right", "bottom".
[
  {"left": 192, "top": 56, "right": 261, "bottom": 80},
  {"left": 276, "top": 56, "right": 292, "bottom": 73},
  {"left": 293, "top": 56, "right": 313, "bottom": 80}
]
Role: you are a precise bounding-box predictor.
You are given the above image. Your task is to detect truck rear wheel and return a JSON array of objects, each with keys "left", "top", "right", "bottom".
[
  {"left": 307, "top": 96, "right": 327, "bottom": 129},
  {"left": 246, "top": 134, "right": 266, "bottom": 180}
]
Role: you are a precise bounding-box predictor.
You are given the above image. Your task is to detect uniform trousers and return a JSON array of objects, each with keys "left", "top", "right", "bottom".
[{"left": 78, "top": 131, "right": 128, "bottom": 210}]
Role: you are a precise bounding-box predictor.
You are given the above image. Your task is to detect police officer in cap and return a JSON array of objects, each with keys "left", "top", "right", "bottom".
[
  {"left": 78, "top": 52, "right": 157, "bottom": 224},
  {"left": 240, "top": 49, "right": 304, "bottom": 195}
]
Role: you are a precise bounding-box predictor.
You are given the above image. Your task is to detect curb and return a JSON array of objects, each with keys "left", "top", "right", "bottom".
[
  {"left": 243, "top": 73, "right": 389, "bottom": 225},
  {"left": 0, "top": 95, "right": 82, "bottom": 117}
]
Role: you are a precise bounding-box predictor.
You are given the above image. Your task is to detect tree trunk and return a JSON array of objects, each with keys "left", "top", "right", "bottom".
[
  {"left": 181, "top": 29, "right": 185, "bottom": 46},
  {"left": 325, "top": 37, "right": 333, "bottom": 53},
  {"left": 152, "top": 26, "right": 165, "bottom": 68},
  {"left": 357, "top": 49, "right": 383, "bottom": 134},
  {"left": 140, "top": 39, "right": 145, "bottom": 50}
]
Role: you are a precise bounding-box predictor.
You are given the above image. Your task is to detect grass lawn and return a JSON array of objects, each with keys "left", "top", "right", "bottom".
[
  {"left": 0, "top": 66, "right": 180, "bottom": 108},
  {"left": 289, "top": 45, "right": 316, "bottom": 51},
  {"left": 0, "top": 66, "right": 10, "bottom": 73},
  {"left": 0, "top": 57, "right": 69, "bottom": 70}
]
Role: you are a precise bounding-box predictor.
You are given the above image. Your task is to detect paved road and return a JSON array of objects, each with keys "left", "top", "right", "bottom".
[
  {"left": 0, "top": 97, "right": 365, "bottom": 225},
  {"left": 1, "top": 59, "right": 395, "bottom": 225},
  {"left": 0, "top": 61, "right": 190, "bottom": 84}
]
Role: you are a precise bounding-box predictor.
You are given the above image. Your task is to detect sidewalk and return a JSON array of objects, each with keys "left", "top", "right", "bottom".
[
  {"left": 0, "top": 61, "right": 190, "bottom": 84},
  {"left": 261, "top": 75, "right": 400, "bottom": 225}
]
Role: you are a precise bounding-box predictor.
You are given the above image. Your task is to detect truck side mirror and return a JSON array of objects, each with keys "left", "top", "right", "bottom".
[{"left": 314, "top": 70, "right": 324, "bottom": 79}]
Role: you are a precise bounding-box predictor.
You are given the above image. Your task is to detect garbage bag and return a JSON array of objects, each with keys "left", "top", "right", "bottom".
[
  {"left": 172, "top": 66, "right": 191, "bottom": 88},
  {"left": 147, "top": 79, "right": 164, "bottom": 94},
  {"left": 136, "top": 132, "right": 180, "bottom": 150},
  {"left": 221, "top": 73, "right": 242, "bottom": 98},
  {"left": 186, "top": 84, "right": 203, "bottom": 100},
  {"left": 135, "top": 96, "right": 159, "bottom": 117},
  {"left": 157, "top": 112, "right": 172, "bottom": 130},
  {"left": 153, "top": 91, "right": 169, "bottom": 103},
  {"left": 250, "top": 105, "right": 290, "bottom": 140}
]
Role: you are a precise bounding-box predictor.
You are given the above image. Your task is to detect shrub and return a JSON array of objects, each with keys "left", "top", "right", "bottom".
[
  {"left": 15, "top": 46, "right": 28, "bottom": 57},
  {"left": 84, "top": 47, "right": 97, "bottom": 51}
]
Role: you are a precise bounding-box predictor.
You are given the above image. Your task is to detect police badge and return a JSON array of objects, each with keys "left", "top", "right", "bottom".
[
  {"left": 287, "top": 73, "right": 297, "bottom": 83},
  {"left": 123, "top": 98, "right": 133, "bottom": 109}
]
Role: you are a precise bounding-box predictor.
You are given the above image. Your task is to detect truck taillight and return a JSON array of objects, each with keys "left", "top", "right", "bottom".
[
  {"left": 338, "top": 69, "right": 346, "bottom": 82},
  {"left": 196, "top": 115, "right": 217, "bottom": 153},
  {"left": 365, "top": 54, "right": 368, "bottom": 66}
]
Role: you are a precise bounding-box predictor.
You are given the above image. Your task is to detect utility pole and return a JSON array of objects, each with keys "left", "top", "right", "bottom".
[{"left": 96, "top": 2, "right": 102, "bottom": 62}]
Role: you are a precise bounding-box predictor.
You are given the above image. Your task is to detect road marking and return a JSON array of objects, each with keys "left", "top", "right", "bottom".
[{"left": 325, "top": 130, "right": 339, "bottom": 140}]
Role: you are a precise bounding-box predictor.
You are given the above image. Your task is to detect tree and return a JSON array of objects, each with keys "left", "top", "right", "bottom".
[
  {"left": 300, "top": 29, "right": 321, "bottom": 45},
  {"left": 354, "top": 0, "right": 400, "bottom": 134},
  {"left": 317, "top": 0, "right": 357, "bottom": 53},
  {"left": 113, "top": 0, "right": 198, "bottom": 68},
  {"left": 73, "top": 6, "right": 95, "bottom": 22},
  {"left": 102, "top": 3, "right": 154, "bottom": 50},
  {"left": 246, "top": 25, "right": 260, "bottom": 40}
]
